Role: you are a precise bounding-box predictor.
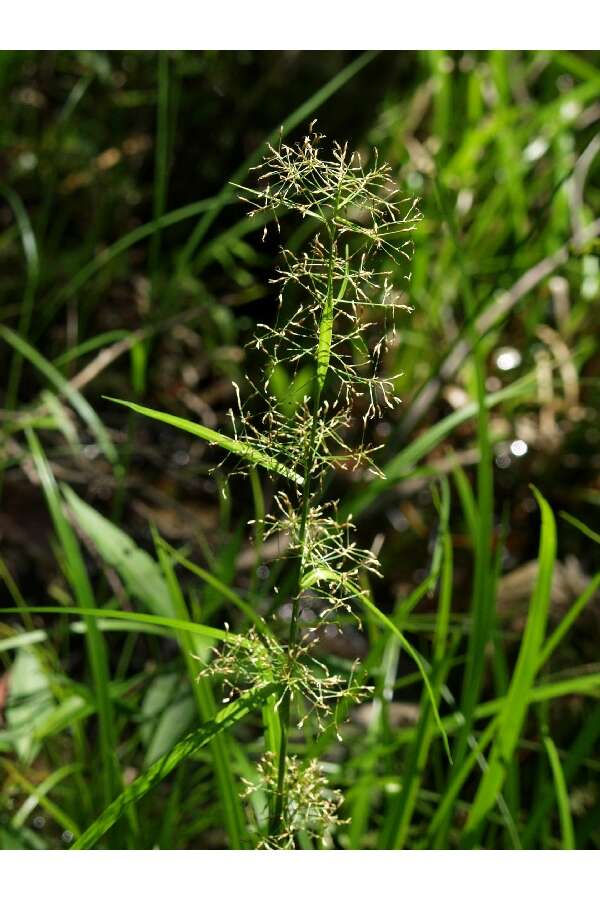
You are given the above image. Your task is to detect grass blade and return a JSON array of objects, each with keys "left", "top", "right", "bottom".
[
  {"left": 0, "top": 606, "right": 240, "bottom": 646},
  {"left": 105, "top": 396, "right": 303, "bottom": 484},
  {"left": 560, "top": 511, "right": 600, "bottom": 546},
  {"left": 1, "top": 327, "right": 118, "bottom": 464},
  {"left": 354, "top": 586, "right": 450, "bottom": 761},
  {"left": 538, "top": 573, "right": 600, "bottom": 669},
  {"left": 154, "top": 531, "right": 248, "bottom": 849},
  {"left": 462, "top": 485, "right": 556, "bottom": 845},
  {"left": 71, "top": 682, "right": 277, "bottom": 849},
  {"left": 543, "top": 731, "right": 575, "bottom": 849},
  {"left": 25, "top": 430, "right": 120, "bottom": 809},
  {"left": 380, "top": 479, "right": 454, "bottom": 848}
]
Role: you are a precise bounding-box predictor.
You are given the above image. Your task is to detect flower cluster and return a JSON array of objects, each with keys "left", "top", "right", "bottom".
[
  {"left": 243, "top": 752, "right": 345, "bottom": 850},
  {"left": 200, "top": 127, "right": 419, "bottom": 847}
]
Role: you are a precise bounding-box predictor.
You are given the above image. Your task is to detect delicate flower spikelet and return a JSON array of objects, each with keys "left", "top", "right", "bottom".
[
  {"left": 206, "top": 128, "right": 419, "bottom": 848},
  {"left": 232, "top": 127, "right": 420, "bottom": 622},
  {"left": 197, "top": 627, "right": 369, "bottom": 735},
  {"left": 243, "top": 752, "right": 344, "bottom": 849}
]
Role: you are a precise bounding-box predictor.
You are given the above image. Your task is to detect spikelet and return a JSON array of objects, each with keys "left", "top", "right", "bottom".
[{"left": 202, "top": 128, "right": 419, "bottom": 848}]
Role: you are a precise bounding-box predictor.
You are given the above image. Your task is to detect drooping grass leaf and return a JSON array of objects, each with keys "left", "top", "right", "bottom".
[
  {"left": 0, "top": 606, "right": 240, "bottom": 646},
  {"left": 105, "top": 396, "right": 303, "bottom": 484}
]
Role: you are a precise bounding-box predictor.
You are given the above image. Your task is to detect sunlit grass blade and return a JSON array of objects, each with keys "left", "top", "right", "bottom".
[
  {"left": 154, "top": 531, "right": 248, "bottom": 849},
  {"left": 24, "top": 430, "right": 120, "bottom": 811},
  {"left": 522, "top": 704, "right": 600, "bottom": 848},
  {"left": 353, "top": 585, "right": 450, "bottom": 762},
  {"left": 432, "top": 174, "right": 494, "bottom": 803},
  {"left": 105, "top": 396, "right": 303, "bottom": 484},
  {"left": 0, "top": 605, "right": 240, "bottom": 646},
  {"left": 380, "top": 479, "right": 453, "bottom": 849},
  {"left": 538, "top": 573, "right": 600, "bottom": 669},
  {"left": 1, "top": 327, "right": 118, "bottom": 464},
  {"left": 71, "top": 682, "right": 277, "bottom": 849},
  {"left": 462, "top": 485, "right": 556, "bottom": 846}
]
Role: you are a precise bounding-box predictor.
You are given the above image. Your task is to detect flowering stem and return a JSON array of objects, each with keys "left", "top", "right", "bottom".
[{"left": 269, "top": 207, "right": 339, "bottom": 838}]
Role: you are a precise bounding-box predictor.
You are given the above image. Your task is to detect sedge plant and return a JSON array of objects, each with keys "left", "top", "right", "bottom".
[{"left": 112, "top": 126, "right": 444, "bottom": 848}]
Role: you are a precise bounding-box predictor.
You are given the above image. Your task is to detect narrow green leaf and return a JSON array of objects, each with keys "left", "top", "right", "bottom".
[
  {"left": 0, "top": 328, "right": 117, "bottom": 464},
  {"left": 154, "top": 533, "right": 248, "bottom": 849},
  {"left": 25, "top": 430, "right": 120, "bottom": 809},
  {"left": 353, "top": 583, "right": 451, "bottom": 762},
  {"left": 560, "top": 511, "right": 600, "bottom": 546},
  {"left": 105, "top": 396, "right": 303, "bottom": 485},
  {"left": 538, "top": 573, "right": 600, "bottom": 669},
  {"left": 543, "top": 732, "right": 575, "bottom": 850},
  {"left": 72, "top": 683, "right": 277, "bottom": 849},
  {"left": 0, "top": 606, "right": 240, "bottom": 646},
  {"left": 156, "top": 535, "right": 269, "bottom": 634},
  {"left": 463, "top": 485, "right": 556, "bottom": 844}
]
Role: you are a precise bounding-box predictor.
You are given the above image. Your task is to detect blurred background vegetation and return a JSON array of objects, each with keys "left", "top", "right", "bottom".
[{"left": 1, "top": 50, "right": 599, "bottom": 849}]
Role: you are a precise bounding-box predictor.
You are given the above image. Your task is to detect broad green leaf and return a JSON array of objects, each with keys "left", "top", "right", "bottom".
[
  {"left": 140, "top": 674, "right": 196, "bottom": 767},
  {"left": 4, "top": 648, "right": 55, "bottom": 763},
  {"left": 62, "top": 484, "right": 173, "bottom": 617}
]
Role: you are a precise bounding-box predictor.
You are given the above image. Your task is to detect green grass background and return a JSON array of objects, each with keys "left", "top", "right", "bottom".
[{"left": 1, "top": 50, "right": 599, "bottom": 849}]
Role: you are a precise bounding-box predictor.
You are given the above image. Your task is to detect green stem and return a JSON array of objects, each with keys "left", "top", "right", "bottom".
[{"left": 269, "top": 199, "right": 340, "bottom": 839}]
